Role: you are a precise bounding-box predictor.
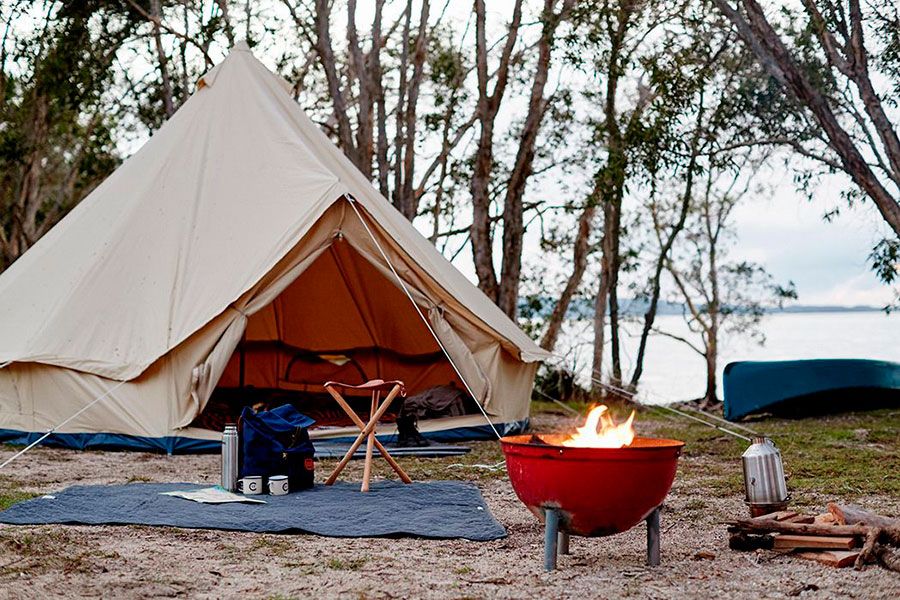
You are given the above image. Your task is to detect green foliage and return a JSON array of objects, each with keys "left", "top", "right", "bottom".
[
  {"left": 0, "top": 2, "right": 136, "bottom": 268},
  {"left": 0, "top": 488, "right": 38, "bottom": 511},
  {"left": 869, "top": 236, "right": 900, "bottom": 285}
]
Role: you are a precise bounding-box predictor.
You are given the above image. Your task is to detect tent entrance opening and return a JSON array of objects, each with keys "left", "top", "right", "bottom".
[{"left": 191, "top": 239, "right": 479, "bottom": 432}]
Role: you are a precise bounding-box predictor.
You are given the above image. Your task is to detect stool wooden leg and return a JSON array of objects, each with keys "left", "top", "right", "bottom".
[
  {"left": 373, "top": 440, "right": 412, "bottom": 483},
  {"left": 324, "top": 421, "right": 373, "bottom": 485},
  {"left": 361, "top": 390, "right": 379, "bottom": 492}
]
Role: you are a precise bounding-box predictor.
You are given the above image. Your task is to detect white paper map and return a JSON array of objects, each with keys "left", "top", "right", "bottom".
[{"left": 161, "top": 486, "right": 266, "bottom": 504}]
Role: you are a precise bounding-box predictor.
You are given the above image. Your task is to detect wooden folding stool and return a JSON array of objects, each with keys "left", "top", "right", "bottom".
[{"left": 323, "top": 379, "right": 412, "bottom": 492}]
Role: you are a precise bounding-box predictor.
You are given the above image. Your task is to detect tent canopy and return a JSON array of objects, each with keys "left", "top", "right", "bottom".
[{"left": 0, "top": 42, "right": 549, "bottom": 451}]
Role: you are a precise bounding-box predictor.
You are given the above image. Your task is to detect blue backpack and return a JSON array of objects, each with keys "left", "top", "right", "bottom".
[{"left": 239, "top": 404, "right": 316, "bottom": 492}]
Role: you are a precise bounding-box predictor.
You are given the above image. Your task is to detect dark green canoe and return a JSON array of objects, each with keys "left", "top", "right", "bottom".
[{"left": 723, "top": 359, "right": 900, "bottom": 421}]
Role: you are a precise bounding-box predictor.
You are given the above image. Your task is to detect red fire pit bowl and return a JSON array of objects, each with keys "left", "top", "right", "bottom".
[{"left": 501, "top": 434, "right": 685, "bottom": 537}]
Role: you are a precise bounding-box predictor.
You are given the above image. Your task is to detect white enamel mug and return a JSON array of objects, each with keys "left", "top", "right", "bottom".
[
  {"left": 237, "top": 476, "right": 263, "bottom": 495},
  {"left": 268, "top": 475, "right": 289, "bottom": 496}
]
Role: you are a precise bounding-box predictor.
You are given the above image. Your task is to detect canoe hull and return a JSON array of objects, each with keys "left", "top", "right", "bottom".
[{"left": 723, "top": 359, "right": 900, "bottom": 421}]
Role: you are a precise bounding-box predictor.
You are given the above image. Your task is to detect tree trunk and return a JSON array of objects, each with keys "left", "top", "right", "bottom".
[
  {"left": 397, "top": 0, "right": 430, "bottom": 220},
  {"left": 313, "top": 0, "right": 357, "bottom": 165},
  {"left": 592, "top": 176, "right": 624, "bottom": 392},
  {"left": 496, "top": 0, "right": 572, "bottom": 319},
  {"left": 609, "top": 270, "right": 622, "bottom": 384},
  {"left": 591, "top": 230, "right": 612, "bottom": 392},
  {"left": 371, "top": 0, "right": 389, "bottom": 198},
  {"left": 150, "top": 0, "right": 175, "bottom": 118},
  {"left": 541, "top": 202, "right": 596, "bottom": 351},
  {"left": 391, "top": 0, "right": 413, "bottom": 213},
  {"left": 469, "top": 0, "right": 524, "bottom": 301},
  {"left": 704, "top": 337, "right": 717, "bottom": 404},
  {"left": 469, "top": 115, "right": 500, "bottom": 300},
  {"left": 590, "top": 2, "right": 632, "bottom": 393},
  {"left": 346, "top": 0, "right": 374, "bottom": 179},
  {"left": 630, "top": 101, "right": 705, "bottom": 388}
]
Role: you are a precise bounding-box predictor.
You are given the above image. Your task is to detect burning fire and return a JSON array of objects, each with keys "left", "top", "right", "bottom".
[{"left": 563, "top": 405, "right": 636, "bottom": 448}]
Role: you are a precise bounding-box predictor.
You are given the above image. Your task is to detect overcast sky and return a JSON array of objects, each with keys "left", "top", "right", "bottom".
[{"left": 729, "top": 167, "right": 895, "bottom": 307}]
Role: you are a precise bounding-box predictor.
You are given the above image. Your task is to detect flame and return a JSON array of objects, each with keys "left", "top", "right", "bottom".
[{"left": 562, "top": 405, "right": 635, "bottom": 448}]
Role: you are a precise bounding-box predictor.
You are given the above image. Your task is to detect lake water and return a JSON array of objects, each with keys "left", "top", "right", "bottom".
[{"left": 554, "top": 311, "right": 900, "bottom": 403}]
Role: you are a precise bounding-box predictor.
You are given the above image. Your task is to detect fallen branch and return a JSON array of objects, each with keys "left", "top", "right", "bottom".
[
  {"left": 730, "top": 507, "right": 900, "bottom": 572},
  {"left": 828, "top": 503, "right": 900, "bottom": 529},
  {"left": 875, "top": 545, "right": 900, "bottom": 573},
  {"left": 856, "top": 527, "right": 882, "bottom": 569},
  {"left": 729, "top": 518, "right": 870, "bottom": 538}
]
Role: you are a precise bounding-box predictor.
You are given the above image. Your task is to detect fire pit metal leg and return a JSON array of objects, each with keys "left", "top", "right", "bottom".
[
  {"left": 544, "top": 508, "right": 560, "bottom": 571},
  {"left": 646, "top": 505, "right": 661, "bottom": 567},
  {"left": 558, "top": 531, "right": 570, "bottom": 555}
]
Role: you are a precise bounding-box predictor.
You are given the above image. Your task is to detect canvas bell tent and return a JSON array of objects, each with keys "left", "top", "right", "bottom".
[{"left": 0, "top": 43, "right": 550, "bottom": 453}]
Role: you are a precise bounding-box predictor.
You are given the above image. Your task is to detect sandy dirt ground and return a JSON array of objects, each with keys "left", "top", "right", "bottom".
[{"left": 1, "top": 416, "right": 899, "bottom": 599}]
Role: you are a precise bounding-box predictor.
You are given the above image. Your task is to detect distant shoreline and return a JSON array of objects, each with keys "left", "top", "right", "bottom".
[
  {"left": 544, "top": 297, "right": 890, "bottom": 318},
  {"left": 767, "top": 305, "right": 885, "bottom": 314}
]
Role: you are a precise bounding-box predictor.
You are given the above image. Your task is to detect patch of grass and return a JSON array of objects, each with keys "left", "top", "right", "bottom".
[
  {"left": 0, "top": 488, "right": 38, "bottom": 511},
  {"left": 453, "top": 565, "right": 473, "bottom": 575},
  {"left": 0, "top": 474, "right": 38, "bottom": 511},
  {"left": 0, "top": 529, "right": 107, "bottom": 578},
  {"left": 326, "top": 557, "right": 367, "bottom": 571},
  {"left": 683, "top": 498, "right": 708, "bottom": 512},
  {"left": 250, "top": 536, "right": 293, "bottom": 555},
  {"left": 643, "top": 406, "right": 900, "bottom": 503}
]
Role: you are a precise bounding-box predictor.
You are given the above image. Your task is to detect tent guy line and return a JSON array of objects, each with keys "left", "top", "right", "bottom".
[
  {"left": 540, "top": 355, "right": 758, "bottom": 440},
  {"left": 589, "top": 377, "right": 753, "bottom": 442},
  {"left": 345, "top": 194, "right": 502, "bottom": 440},
  {"left": 0, "top": 379, "right": 128, "bottom": 471}
]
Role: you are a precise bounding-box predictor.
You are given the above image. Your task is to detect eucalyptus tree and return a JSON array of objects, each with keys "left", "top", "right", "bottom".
[
  {"left": 713, "top": 0, "right": 900, "bottom": 284},
  {"left": 466, "top": 0, "right": 576, "bottom": 318},
  {"left": 556, "top": 0, "right": 702, "bottom": 389},
  {"left": 0, "top": 1, "right": 137, "bottom": 269},
  {"left": 118, "top": 0, "right": 230, "bottom": 131},
  {"left": 661, "top": 160, "right": 797, "bottom": 405}
]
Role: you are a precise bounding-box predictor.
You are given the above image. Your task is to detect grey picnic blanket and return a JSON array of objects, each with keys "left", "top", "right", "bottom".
[{"left": 0, "top": 481, "right": 505, "bottom": 541}]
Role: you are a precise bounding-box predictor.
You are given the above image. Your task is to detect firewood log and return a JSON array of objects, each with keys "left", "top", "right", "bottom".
[
  {"left": 855, "top": 527, "right": 882, "bottom": 569},
  {"left": 730, "top": 518, "right": 869, "bottom": 538}
]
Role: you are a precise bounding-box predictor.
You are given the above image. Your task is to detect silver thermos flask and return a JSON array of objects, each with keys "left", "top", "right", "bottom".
[
  {"left": 221, "top": 424, "right": 239, "bottom": 492},
  {"left": 742, "top": 436, "right": 788, "bottom": 507}
]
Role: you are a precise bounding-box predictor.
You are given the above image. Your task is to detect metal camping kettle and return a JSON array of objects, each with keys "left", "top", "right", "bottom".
[{"left": 742, "top": 437, "right": 788, "bottom": 510}]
